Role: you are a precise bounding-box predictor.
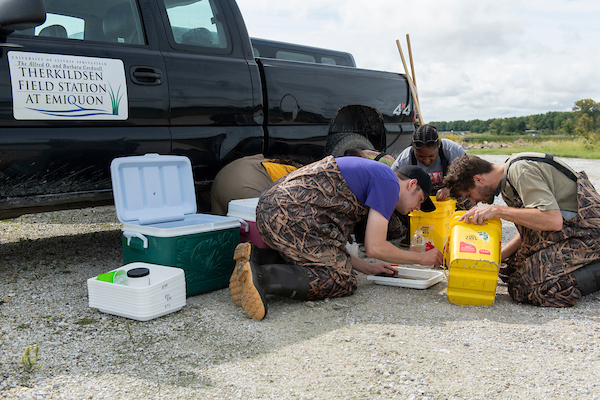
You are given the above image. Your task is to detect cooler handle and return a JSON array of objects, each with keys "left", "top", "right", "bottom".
[
  {"left": 123, "top": 231, "right": 149, "bottom": 249},
  {"left": 238, "top": 219, "right": 249, "bottom": 233}
]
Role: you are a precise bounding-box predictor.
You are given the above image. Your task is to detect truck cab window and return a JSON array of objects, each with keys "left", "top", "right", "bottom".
[
  {"left": 12, "top": 0, "right": 146, "bottom": 45},
  {"left": 321, "top": 57, "right": 337, "bottom": 66},
  {"left": 250, "top": 38, "right": 354, "bottom": 67},
  {"left": 35, "top": 15, "right": 84, "bottom": 39},
  {"left": 162, "top": 0, "right": 229, "bottom": 50},
  {"left": 275, "top": 51, "right": 315, "bottom": 64}
]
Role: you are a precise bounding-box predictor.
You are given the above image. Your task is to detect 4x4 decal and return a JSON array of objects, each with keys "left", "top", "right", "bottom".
[{"left": 393, "top": 102, "right": 411, "bottom": 116}]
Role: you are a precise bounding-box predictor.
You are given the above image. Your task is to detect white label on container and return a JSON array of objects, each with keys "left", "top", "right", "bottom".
[{"left": 8, "top": 51, "right": 128, "bottom": 120}]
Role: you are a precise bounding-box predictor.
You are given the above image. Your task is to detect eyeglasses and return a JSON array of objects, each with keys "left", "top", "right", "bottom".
[{"left": 413, "top": 139, "right": 439, "bottom": 149}]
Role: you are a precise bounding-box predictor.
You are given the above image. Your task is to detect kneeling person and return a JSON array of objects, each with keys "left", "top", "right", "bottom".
[
  {"left": 444, "top": 152, "right": 600, "bottom": 307},
  {"left": 229, "top": 156, "right": 442, "bottom": 320}
]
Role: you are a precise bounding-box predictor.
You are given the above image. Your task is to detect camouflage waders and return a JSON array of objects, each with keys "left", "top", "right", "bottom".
[
  {"left": 501, "top": 171, "right": 600, "bottom": 307},
  {"left": 256, "top": 156, "right": 369, "bottom": 300},
  {"left": 387, "top": 211, "right": 408, "bottom": 240}
]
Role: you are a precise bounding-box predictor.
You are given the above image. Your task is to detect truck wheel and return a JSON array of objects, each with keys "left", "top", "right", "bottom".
[{"left": 324, "top": 133, "right": 375, "bottom": 157}]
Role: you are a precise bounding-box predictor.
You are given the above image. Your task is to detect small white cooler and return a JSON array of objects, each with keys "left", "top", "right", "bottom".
[
  {"left": 88, "top": 263, "right": 186, "bottom": 321},
  {"left": 227, "top": 197, "right": 268, "bottom": 248}
]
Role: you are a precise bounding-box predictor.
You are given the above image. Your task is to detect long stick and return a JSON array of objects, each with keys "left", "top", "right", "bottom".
[
  {"left": 405, "top": 34, "right": 420, "bottom": 113},
  {"left": 406, "top": 34, "right": 417, "bottom": 89},
  {"left": 396, "top": 39, "right": 424, "bottom": 126}
]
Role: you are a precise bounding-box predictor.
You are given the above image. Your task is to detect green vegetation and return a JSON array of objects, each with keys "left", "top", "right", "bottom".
[
  {"left": 431, "top": 98, "right": 599, "bottom": 137},
  {"left": 433, "top": 98, "right": 600, "bottom": 159},
  {"left": 75, "top": 317, "right": 98, "bottom": 325},
  {"left": 20, "top": 343, "right": 41, "bottom": 372},
  {"left": 467, "top": 139, "right": 600, "bottom": 159}
]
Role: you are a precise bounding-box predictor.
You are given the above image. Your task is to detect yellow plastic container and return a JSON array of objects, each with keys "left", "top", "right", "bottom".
[
  {"left": 444, "top": 211, "right": 502, "bottom": 306},
  {"left": 409, "top": 197, "right": 457, "bottom": 252}
]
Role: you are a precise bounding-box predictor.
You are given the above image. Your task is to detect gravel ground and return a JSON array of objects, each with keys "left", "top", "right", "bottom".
[{"left": 1, "top": 155, "right": 600, "bottom": 399}]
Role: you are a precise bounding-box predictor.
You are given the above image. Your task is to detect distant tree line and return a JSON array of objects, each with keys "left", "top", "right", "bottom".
[{"left": 430, "top": 99, "right": 600, "bottom": 138}]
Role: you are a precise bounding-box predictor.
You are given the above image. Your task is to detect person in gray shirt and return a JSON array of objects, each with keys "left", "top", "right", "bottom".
[
  {"left": 391, "top": 124, "right": 466, "bottom": 200},
  {"left": 391, "top": 124, "right": 468, "bottom": 245}
]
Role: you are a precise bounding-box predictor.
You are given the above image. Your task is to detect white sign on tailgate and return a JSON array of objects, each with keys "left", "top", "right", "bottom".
[{"left": 8, "top": 51, "right": 128, "bottom": 120}]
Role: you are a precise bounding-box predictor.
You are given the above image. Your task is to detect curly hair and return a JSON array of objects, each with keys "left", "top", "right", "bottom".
[{"left": 443, "top": 154, "right": 493, "bottom": 198}]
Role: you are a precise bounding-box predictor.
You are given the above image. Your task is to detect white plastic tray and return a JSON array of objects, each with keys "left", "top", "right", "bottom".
[{"left": 367, "top": 266, "right": 444, "bottom": 289}]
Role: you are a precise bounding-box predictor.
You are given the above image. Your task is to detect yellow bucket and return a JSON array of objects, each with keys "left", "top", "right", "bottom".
[
  {"left": 409, "top": 197, "right": 457, "bottom": 252},
  {"left": 444, "top": 211, "right": 502, "bottom": 306}
]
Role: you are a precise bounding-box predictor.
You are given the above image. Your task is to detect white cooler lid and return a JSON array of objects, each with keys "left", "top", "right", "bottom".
[
  {"left": 227, "top": 197, "right": 259, "bottom": 222},
  {"left": 122, "top": 213, "right": 240, "bottom": 236},
  {"left": 110, "top": 153, "right": 198, "bottom": 225}
]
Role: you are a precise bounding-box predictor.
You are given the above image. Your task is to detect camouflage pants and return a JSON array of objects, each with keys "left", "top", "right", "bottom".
[
  {"left": 387, "top": 211, "right": 408, "bottom": 240},
  {"left": 353, "top": 210, "right": 406, "bottom": 243},
  {"left": 501, "top": 171, "right": 600, "bottom": 307},
  {"left": 256, "top": 156, "right": 369, "bottom": 300}
]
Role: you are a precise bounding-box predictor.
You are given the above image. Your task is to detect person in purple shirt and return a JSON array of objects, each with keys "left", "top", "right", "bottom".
[{"left": 229, "top": 155, "right": 443, "bottom": 320}]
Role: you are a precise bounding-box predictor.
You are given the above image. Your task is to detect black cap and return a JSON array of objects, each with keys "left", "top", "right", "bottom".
[
  {"left": 397, "top": 165, "right": 436, "bottom": 212},
  {"left": 127, "top": 267, "right": 150, "bottom": 278}
]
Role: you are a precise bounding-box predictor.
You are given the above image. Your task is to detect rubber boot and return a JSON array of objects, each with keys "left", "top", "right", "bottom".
[
  {"left": 230, "top": 242, "right": 285, "bottom": 307},
  {"left": 237, "top": 261, "right": 309, "bottom": 320},
  {"left": 572, "top": 262, "right": 600, "bottom": 296}
]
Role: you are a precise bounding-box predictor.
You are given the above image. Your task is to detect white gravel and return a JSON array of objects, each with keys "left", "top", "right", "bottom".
[{"left": 1, "top": 155, "right": 600, "bottom": 399}]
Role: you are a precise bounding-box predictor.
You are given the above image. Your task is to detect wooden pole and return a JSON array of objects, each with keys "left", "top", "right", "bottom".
[
  {"left": 396, "top": 39, "right": 424, "bottom": 126},
  {"left": 405, "top": 34, "right": 420, "bottom": 113},
  {"left": 406, "top": 34, "right": 417, "bottom": 88}
]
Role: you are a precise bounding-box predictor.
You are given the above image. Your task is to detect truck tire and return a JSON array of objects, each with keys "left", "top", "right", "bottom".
[{"left": 324, "top": 133, "right": 375, "bottom": 157}]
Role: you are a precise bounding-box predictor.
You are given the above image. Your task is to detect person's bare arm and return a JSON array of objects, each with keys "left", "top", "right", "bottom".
[
  {"left": 459, "top": 206, "right": 563, "bottom": 231},
  {"left": 436, "top": 187, "right": 451, "bottom": 201},
  {"left": 363, "top": 208, "right": 442, "bottom": 267},
  {"left": 350, "top": 255, "right": 397, "bottom": 275},
  {"left": 501, "top": 231, "right": 522, "bottom": 260}
]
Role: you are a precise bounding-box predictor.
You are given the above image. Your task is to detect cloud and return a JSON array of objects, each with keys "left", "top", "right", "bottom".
[{"left": 236, "top": 0, "right": 600, "bottom": 122}]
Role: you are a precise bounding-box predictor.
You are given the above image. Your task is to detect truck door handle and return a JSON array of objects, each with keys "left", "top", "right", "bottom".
[{"left": 130, "top": 66, "right": 163, "bottom": 85}]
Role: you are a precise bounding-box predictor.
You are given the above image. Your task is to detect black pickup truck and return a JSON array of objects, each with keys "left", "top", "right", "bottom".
[{"left": 0, "top": 0, "right": 416, "bottom": 218}]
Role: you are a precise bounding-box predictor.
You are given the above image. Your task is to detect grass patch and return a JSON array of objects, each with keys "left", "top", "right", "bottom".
[
  {"left": 459, "top": 134, "right": 573, "bottom": 144},
  {"left": 20, "top": 343, "right": 41, "bottom": 372},
  {"left": 75, "top": 317, "right": 99, "bottom": 325},
  {"left": 466, "top": 139, "right": 600, "bottom": 159}
]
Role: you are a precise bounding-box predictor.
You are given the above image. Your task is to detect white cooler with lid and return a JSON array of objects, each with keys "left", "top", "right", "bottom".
[{"left": 110, "top": 153, "right": 240, "bottom": 296}]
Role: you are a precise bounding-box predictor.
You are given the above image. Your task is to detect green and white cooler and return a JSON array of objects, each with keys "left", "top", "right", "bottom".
[{"left": 110, "top": 154, "right": 240, "bottom": 296}]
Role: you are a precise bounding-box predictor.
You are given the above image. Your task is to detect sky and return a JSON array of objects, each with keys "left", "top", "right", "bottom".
[{"left": 235, "top": 0, "right": 600, "bottom": 123}]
